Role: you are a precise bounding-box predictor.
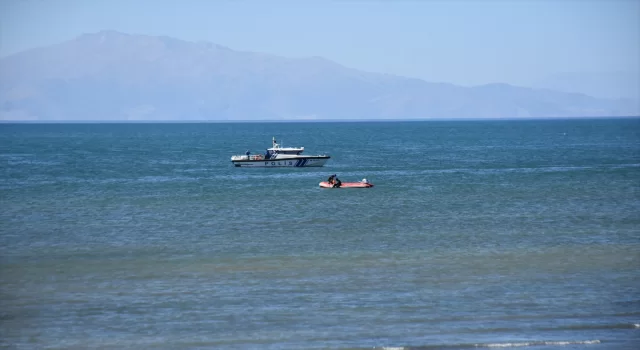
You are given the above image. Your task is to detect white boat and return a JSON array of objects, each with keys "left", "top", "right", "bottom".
[{"left": 231, "top": 137, "right": 331, "bottom": 167}]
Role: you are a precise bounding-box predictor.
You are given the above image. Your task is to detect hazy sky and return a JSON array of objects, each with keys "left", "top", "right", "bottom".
[{"left": 1, "top": 0, "right": 638, "bottom": 87}]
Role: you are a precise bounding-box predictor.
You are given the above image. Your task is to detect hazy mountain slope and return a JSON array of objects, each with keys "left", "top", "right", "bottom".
[
  {"left": 0, "top": 30, "right": 636, "bottom": 120},
  {"left": 532, "top": 71, "right": 640, "bottom": 100}
]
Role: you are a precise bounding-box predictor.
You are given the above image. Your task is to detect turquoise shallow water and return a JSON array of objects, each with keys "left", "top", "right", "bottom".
[{"left": 1, "top": 119, "right": 639, "bottom": 349}]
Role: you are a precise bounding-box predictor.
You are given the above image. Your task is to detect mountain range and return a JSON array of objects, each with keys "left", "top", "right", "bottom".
[{"left": 0, "top": 30, "right": 637, "bottom": 121}]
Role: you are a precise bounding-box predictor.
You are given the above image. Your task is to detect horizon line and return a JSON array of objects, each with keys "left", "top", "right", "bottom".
[{"left": 1, "top": 116, "right": 639, "bottom": 124}]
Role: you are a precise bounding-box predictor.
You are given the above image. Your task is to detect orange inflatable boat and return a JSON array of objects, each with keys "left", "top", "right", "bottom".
[{"left": 319, "top": 180, "right": 374, "bottom": 188}]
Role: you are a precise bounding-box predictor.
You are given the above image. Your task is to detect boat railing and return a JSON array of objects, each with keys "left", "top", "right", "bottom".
[{"left": 231, "top": 154, "right": 267, "bottom": 161}]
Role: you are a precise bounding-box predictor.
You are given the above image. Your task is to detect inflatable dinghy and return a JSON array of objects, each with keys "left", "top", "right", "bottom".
[{"left": 319, "top": 181, "right": 374, "bottom": 188}]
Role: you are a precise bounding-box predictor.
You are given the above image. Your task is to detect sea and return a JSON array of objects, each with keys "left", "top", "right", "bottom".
[{"left": 1, "top": 119, "right": 639, "bottom": 349}]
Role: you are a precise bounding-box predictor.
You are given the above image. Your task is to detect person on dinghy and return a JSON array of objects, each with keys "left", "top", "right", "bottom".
[{"left": 332, "top": 175, "right": 342, "bottom": 188}]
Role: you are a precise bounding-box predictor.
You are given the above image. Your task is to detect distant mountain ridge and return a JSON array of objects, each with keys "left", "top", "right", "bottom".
[
  {"left": 0, "top": 30, "right": 637, "bottom": 120},
  {"left": 532, "top": 71, "right": 640, "bottom": 100}
]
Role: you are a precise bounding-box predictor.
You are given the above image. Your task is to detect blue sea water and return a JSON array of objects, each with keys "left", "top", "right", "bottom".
[{"left": 1, "top": 119, "right": 639, "bottom": 349}]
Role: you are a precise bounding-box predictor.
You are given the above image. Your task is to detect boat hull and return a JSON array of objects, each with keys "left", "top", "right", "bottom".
[
  {"left": 319, "top": 181, "right": 374, "bottom": 188},
  {"left": 232, "top": 156, "right": 330, "bottom": 167}
]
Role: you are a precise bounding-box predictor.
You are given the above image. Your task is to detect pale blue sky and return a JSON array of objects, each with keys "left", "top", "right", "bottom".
[{"left": 1, "top": 0, "right": 638, "bottom": 88}]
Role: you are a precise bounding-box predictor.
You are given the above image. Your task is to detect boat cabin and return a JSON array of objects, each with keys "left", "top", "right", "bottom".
[
  {"left": 264, "top": 137, "right": 304, "bottom": 158},
  {"left": 265, "top": 146, "right": 304, "bottom": 158}
]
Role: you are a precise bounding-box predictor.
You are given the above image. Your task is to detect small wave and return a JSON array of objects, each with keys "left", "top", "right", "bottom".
[
  {"left": 0, "top": 153, "right": 34, "bottom": 158},
  {"left": 611, "top": 163, "right": 640, "bottom": 169},
  {"left": 370, "top": 340, "right": 602, "bottom": 350},
  {"left": 476, "top": 340, "right": 600, "bottom": 348},
  {"left": 7, "top": 159, "right": 61, "bottom": 166},
  {"left": 149, "top": 159, "right": 199, "bottom": 165},
  {"left": 174, "top": 168, "right": 211, "bottom": 173},
  {"left": 136, "top": 175, "right": 198, "bottom": 183},
  {"left": 536, "top": 322, "right": 640, "bottom": 331}
]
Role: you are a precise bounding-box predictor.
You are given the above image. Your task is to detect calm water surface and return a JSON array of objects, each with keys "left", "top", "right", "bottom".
[{"left": 1, "top": 119, "right": 639, "bottom": 349}]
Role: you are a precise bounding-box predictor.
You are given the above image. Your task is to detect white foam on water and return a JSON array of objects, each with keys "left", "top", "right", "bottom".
[
  {"left": 633, "top": 323, "right": 640, "bottom": 328},
  {"left": 477, "top": 340, "right": 600, "bottom": 348}
]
